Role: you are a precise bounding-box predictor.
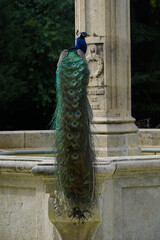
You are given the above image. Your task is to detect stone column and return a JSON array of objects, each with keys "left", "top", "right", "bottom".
[{"left": 75, "top": 0, "right": 141, "bottom": 156}]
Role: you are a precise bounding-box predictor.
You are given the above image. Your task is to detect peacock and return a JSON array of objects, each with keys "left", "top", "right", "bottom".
[{"left": 53, "top": 32, "right": 96, "bottom": 222}]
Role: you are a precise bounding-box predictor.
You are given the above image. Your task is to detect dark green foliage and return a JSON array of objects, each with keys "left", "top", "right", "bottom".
[
  {"left": 131, "top": 0, "right": 160, "bottom": 127},
  {"left": 53, "top": 50, "right": 95, "bottom": 221},
  {"left": 0, "top": 0, "right": 74, "bottom": 130},
  {"left": 0, "top": 0, "right": 159, "bottom": 129}
]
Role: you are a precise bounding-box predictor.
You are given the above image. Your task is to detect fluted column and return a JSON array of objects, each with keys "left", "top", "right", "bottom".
[{"left": 75, "top": 0, "right": 141, "bottom": 156}]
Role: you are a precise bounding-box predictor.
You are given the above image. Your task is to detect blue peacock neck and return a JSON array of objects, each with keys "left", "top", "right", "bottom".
[{"left": 74, "top": 37, "right": 87, "bottom": 54}]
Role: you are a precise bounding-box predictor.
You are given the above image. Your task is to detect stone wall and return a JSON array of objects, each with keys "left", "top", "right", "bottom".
[
  {"left": 0, "top": 156, "right": 55, "bottom": 240},
  {"left": 95, "top": 155, "right": 160, "bottom": 240},
  {"left": 139, "top": 129, "right": 160, "bottom": 148},
  {"left": 0, "top": 129, "right": 159, "bottom": 150},
  {"left": 1, "top": 155, "right": 160, "bottom": 239},
  {"left": 0, "top": 130, "right": 55, "bottom": 149}
]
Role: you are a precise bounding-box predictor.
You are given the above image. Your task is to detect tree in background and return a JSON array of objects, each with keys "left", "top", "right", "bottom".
[
  {"left": 0, "top": 0, "right": 74, "bottom": 130},
  {"left": 0, "top": 0, "right": 159, "bottom": 130},
  {"left": 131, "top": 0, "right": 160, "bottom": 127}
]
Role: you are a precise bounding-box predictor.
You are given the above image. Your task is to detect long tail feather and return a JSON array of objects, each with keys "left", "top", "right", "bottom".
[{"left": 53, "top": 49, "right": 96, "bottom": 221}]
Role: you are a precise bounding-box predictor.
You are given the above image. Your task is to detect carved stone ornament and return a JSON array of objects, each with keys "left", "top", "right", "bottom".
[{"left": 87, "top": 45, "right": 104, "bottom": 78}]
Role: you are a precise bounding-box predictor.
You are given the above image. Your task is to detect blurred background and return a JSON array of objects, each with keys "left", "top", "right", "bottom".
[{"left": 0, "top": 0, "right": 159, "bottom": 130}]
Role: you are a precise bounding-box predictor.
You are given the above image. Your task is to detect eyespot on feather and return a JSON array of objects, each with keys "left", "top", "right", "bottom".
[
  {"left": 70, "top": 79, "right": 77, "bottom": 87},
  {"left": 72, "top": 102, "right": 79, "bottom": 108},
  {"left": 68, "top": 89, "right": 75, "bottom": 97},
  {"left": 78, "top": 75, "right": 83, "bottom": 80},
  {"left": 74, "top": 132, "right": 80, "bottom": 139},
  {"left": 71, "top": 153, "right": 79, "bottom": 160},
  {"left": 71, "top": 121, "right": 79, "bottom": 128},
  {"left": 78, "top": 88, "right": 82, "bottom": 93},
  {"left": 74, "top": 96, "right": 80, "bottom": 102},
  {"left": 67, "top": 112, "right": 73, "bottom": 119},
  {"left": 75, "top": 110, "right": 82, "bottom": 119},
  {"left": 71, "top": 141, "right": 79, "bottom": 149},
  {"left": 74, "top": 71, "right": 78, "bottom": 76}
]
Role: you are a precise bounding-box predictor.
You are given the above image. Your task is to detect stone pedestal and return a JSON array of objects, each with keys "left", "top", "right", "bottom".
[
  {"left": 75, "top": 0, "right": 141, "bottom": 156},
  {"left": 46, "top": 184, "right": 101, "bottom": 240},
  {"left": 32, "top": 155, "right": 160, "bottom": 240}
]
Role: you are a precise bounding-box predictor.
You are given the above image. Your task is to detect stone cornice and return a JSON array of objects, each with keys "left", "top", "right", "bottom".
[
  {"left": 1, "top": 155, "right": 160, "bottom": 177},
  {"left": 0, "top": 156, "right": 54, "bottom": 174}
]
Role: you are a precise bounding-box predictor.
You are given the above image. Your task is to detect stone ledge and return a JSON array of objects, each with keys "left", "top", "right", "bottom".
[
  {"left": 93, "top": 122, "right": 138, "bottom": 134},
  {"left": 31, "top": 155, "right": 160, "bottom": 178},
  {"left": 0, "top": 129, "right": 159, "bottom": 149},
  {"left": 0, "top": 156, "right": 54, "bottom": 173},
  {"left": 1, "top": 155, "right": 160, "bottom": 176},
  {"left": 0, "top": 160, "right": 38, "bottom": 173},
  {"left": 86, "top": 36, "right": 105, "bottom": 44},
  {"left": 139, "top": 129, "right": 160, "bottom": 147},
  {"left": 0, "top": 130, "right": 55, "bottom": 149},
  {"left": 32, "top": 162, "right": 56, "bottom": 176},
  {"left": 92, "top": 116, "right": 136, "bottom": 124}
]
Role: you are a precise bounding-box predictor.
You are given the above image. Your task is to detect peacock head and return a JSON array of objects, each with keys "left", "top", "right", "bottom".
[{"left": 80, "top": 32, "right": 90, "bottom": 38}]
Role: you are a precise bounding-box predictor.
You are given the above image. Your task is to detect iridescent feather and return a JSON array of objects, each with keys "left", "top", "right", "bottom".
[{"left": 53, "top": 47, "right": 95, "bottom": 222}]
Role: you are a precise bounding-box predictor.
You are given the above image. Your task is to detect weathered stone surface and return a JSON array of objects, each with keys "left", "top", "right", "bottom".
[
  {"left": 1, "top": 155, "right": 160, "bottom": 239},
  {"left": 0, "top": 185, "right": 36, "bottom": 240},
  {"left": 48, "top": 196, "right": 101, "bottom": 240},
  {"left": 0, "top": 130, "right": 55, "bottom": 149},
  {"left": 75, "top": 0, "right": 140, "bottom": 156},
  {"left": 122, "top": 185, "right": 160, "bottom": 239},
  {"left": 0, "top": 156, "right": 55, "bottom": 240},
  {"left": 95, "top": 155, "right": 160, "bottom": 240},
  {"left": 0, "top": 131, "right": 24, "bottom": 149},
  {"left": 139, "top": 129, "right": 160, "bottom": 148},
  {"left": 0, "top": 130, "right": 159, "bottom": 152},
  {"left": 24, "top": 130, "right": 55, "bottom": 149}
]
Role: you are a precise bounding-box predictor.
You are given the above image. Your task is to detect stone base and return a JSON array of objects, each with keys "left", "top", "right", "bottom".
[
  {"left": 92, "top": 117, "right": 141, "bottom": 157},
  {"left": 48, "top": 196, "right": 101, "bottom": 240},
  {"left": 2, "top": 155, "right": 160, "bottom": 240}
]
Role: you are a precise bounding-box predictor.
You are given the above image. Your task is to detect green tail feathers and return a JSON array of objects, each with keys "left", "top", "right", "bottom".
[{"left": 53, "top": 50, "right": 96, "bottom": 222}]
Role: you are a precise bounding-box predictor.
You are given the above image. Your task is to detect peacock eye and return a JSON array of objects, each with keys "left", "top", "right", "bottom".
[
  {"left": 67, "top": 133, "right": 73, "bottom": 140},
  {"left": 75, "top": 110, "right": 82, "bottom": 119},
  {"left": 71, "top": 153, "right": 79, "bottom": 160},
  {"left": 71, "top": 121, "right": 79, "bottom": 128},
  {"left": 68, "top": 89, "right": 75, "bottom": 97},
  {"left": 74, "top": 96, "right": 79, "bottom": 100},
  {"left": 72, "top": 102, "right": 79, "bottom": 108},
  {"left": 67, "top": 111, "right": 73, "bottom": 118}
]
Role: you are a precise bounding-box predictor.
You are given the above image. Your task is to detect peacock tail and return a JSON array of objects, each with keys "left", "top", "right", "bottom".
[{"left": 53, "top": 49, "right": 96, "bottom": 222}]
